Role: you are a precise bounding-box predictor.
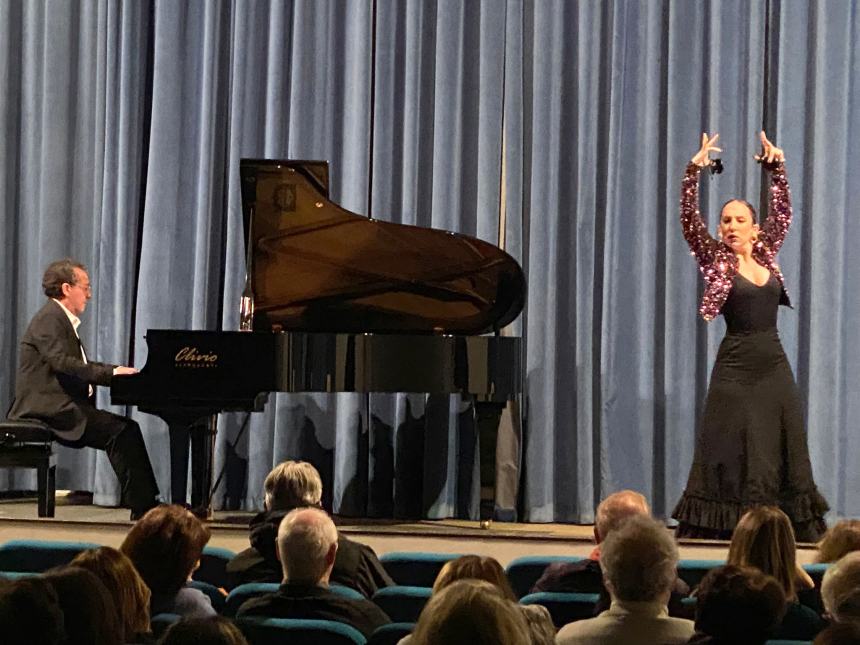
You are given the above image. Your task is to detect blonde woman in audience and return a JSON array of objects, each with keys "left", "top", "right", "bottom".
[
  {"left": 727, "top": 506, "right": 824, "bottom": 640},
  {"left": 556, "top": 515, "right": 694, "bottom": 644},
  {"left": 71, "top": 546, "right": 152, "bottom": 643},
  {"left": 121, "top": 504, "right": 217, "bottom": 619},
  {"left": 410, "top": 579, "right": 531, "bottom": 645},
  {"left": 431, "top": 555, "right": 555, "bottom": 645},
  {"left": 816, "top": 520, "right": 860, "bottom": 564},
  {"left": 821, "top": 551, "right": 860, "bottom": 626}
]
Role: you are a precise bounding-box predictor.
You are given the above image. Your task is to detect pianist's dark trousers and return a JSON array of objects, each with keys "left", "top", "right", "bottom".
[{"left": 55, "top": 402, "right": 159, "bottom": 517}]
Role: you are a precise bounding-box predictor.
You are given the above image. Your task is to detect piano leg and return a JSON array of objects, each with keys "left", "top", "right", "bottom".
[
  {"left": 475, "top": 397, "right": 522, "bottom": 525},
  {"left": 169, "top": 423, "right": 191, "bottom": 505},
  {"left": 189, "top": 417, "right": 215, "bottom": 515}
]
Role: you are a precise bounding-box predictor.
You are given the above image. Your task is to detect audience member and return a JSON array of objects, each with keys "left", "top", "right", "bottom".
[
  {"left": 235, "top": 506, "right": 390, "bottom": 637},
  {"left": 532, "top": 490, "right": 689, "bottom": 616},
  {"left": 687, "top": 564, "right": 786, "bottom": 644},
  {"left": 727, "top": 506, "right": 825, "bottom": 640},
  {"left": 556, "top": 515, "right": 694, "bottom": 644},
  {"left": 813, "top": 622, "right": 860, "bottom": 645},
  {"left": 822, "top": 552, "right": 860, "bottom": 626},
  {"left": 227, "top": 460, "right": 393, "bottom": 597},
  {"left": 429, "top": 555, "right": 554, "bottom": 645},
  {"left": 817, "top": 520, "right": 860, "bottom": 564},
  {"left": 0, "top": 577, "right": 65, "bottom": 645},
  {"left": 42, "top": 566, "right": 123, "bottom": 645},
  {"left": 409, "top": 579, "right": 531, "bottom": 645},
  {"left": 159, "top": 616, "right": 249, "bottom": 645},
  {"left": 121, "top": 504, "right": 216, "bottom": 619},
  {"left": 71, "top": 546, "right": 152, "bottom": 643}
]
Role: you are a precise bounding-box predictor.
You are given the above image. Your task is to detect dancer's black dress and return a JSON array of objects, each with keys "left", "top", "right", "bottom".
[{"left": 672, "top": 163, "right": 829, "bottom": 542}]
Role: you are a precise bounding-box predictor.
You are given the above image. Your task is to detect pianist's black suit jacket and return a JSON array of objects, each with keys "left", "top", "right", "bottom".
[{"left": 9, "top": 299, "right": 115, "bottom": 442}]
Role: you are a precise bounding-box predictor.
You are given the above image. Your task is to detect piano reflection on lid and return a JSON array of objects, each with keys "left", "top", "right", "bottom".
[{"left": 111, "top": 159, "right": 525, "bottom": 521}]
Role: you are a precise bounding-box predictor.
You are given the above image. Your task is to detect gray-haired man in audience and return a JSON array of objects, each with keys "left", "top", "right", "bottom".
[
  {"left": 532, "top": 490, "right": 689, "bottom": 615},
  {"left": 556, "top": 515, "right": 694, "bottom": 644},
  {"left": 235, "top": 507, "right": 390, "bottom": 638},
  {"left": 227, "top": 460, "right": 393, "bottom": 597}
]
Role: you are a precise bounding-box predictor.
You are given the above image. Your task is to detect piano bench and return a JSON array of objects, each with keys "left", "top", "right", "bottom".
[{"left": 0, "top": 419, "right": 57, "bottom": 518}]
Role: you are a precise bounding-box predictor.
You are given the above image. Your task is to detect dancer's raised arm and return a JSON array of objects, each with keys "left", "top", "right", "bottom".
[
  {"left": 755, "top": 130, "right": 792, "bottom": 254},
  {"left": 680, "top": 132, "right": 722, "bottom": 265}
]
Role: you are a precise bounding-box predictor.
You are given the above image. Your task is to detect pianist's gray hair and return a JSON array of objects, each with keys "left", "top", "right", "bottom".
[
  {"left": 277, "top": 507, "right": 338, "bottom": 584},
  {"left": 600, "top": 515, "right": 678, "bottom": 602},
  {"left": 42, "top": 258, "right": 87, "bottom": 299},
  {"left": 264, "top": 460, "right": 323, "bottom": 511}
]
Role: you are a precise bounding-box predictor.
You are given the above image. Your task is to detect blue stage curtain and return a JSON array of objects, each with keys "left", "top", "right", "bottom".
[{"left": 2, "top": 0, "right": 859, "bottom": 522}]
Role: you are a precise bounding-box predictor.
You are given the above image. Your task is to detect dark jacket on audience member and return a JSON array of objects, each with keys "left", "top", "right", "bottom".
[
  {"left": 226, "top": 509, "right": 394, "bottom": 598},
  {"left": 235, "top": 583, "right": 391, "bottom": 637},
  {"left": 531, "top": 557, "right": 692, "bottom": 618}
]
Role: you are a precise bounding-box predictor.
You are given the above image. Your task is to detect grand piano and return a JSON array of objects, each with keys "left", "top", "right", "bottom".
[{"left": 111, "top": 159, "right": 525, "bottom": 516}]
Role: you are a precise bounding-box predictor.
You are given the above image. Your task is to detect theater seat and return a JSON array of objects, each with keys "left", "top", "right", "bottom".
[
  {"left": 366, "top": 622, "right": 415, "bottom": 645},
  {"left": 505, "top": 555, "right": 582, "bottom": 598},
  {"left": 372, "top": 586, "right": 432, "bottom": 623},
  {"left": 150, "top": 613, "right": 182, "bottom": 637},
  {"left": 519, "top": 591, "right": 600, "bottom": 628},
  {"left": 676, "top": 559, "right": 725, "bottom": 588},
  {"left": 379, "top": 552, "right": 460, "bottom": 587},
  {"left": 224, "top": 582, "right": 366, "bottom": 617},
  {"left": 196, "top": 545, "right": 237, "bottom": 590},
  {"left": 237, "top": 616, "right": 367, "bottom": 645},
  {"left": 0, "top": 539, "right": 100, "bottom": 572}
]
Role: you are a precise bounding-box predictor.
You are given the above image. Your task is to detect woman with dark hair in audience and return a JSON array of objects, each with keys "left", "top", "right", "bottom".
[
  {"left": 42, "top": 566, "right": 123, "bottom": 645},
  {"left": 121, "top": 504, "right": 217, "bottom": 619},
  {"left": 687, "top": 565, "right": 786, "bottom": 644},
  {"left": 817, "top": 520, "right": 860, "bottom": 564},
  {"left": 158, "top": 616, "right": 248, "bottom": 645},
  {"left": 71, "top": 546, "right": 153, "bottom": 643},
  {"left": 410, "top": 579, "right": 531, "bottom": 645},
  {"left": 727, "top": 506, "right": 825, "bottom": 640},
  {"left": 0, "top": 576, "right": 65, "bottom": 645}
]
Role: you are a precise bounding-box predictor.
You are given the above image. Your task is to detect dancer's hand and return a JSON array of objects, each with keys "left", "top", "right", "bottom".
[
  {"left": 754, "top": 130, "right": 785, "bottom": 163},
  {"left": 691, "top": 132, "right": 722, "bottom": 167}
]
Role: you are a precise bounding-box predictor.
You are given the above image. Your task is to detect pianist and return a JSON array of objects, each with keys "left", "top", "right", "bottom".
[{"left": 8, "top": 258, "right": 160, "bottom": 519}]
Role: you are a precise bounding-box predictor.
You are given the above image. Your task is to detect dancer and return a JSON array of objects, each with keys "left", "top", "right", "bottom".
[{"left": 672, "top": 131, "right": 828, "bottom": 542}]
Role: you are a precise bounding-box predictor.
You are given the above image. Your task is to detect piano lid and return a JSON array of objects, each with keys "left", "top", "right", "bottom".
[{"left": 240, "top": 159, "right": 525, "bottom": 335}]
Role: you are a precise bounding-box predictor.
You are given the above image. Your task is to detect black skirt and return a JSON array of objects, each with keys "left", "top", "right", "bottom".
[{"left": 672, "top": 328, "right": 829, "bottom": 542}]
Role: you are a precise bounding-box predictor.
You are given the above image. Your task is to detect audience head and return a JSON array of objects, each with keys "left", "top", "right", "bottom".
[
  {"left": 121, "top": 504, "right": 211, "bottom": 596},
  {"left": 42, "top": 566, "right": 122, "bottom": 645},
  {"left": 813, "top": 622, "right": 860, "bottom": 645},
  {"left": 694, "top": 564, "right": 786, "bottom": 644},
  {"left": 264, "top": 460, "right": 323, "bottom": 511},
  {"left": 600, "top": 514, "right": 678, "bottom": 603},
  {"left": 410, "top": 579, "right": 531, "bottom": 645},
  {"left": 432, "top": 555, "right": 516, "bottom": 601},
  {"left": 595, "top": 490, "right": 650, "bottom": 543},
  {"left": 0, "top": 577, "right": 65, "bottom": 645},
  {"left": 728, "top": 506, "right": 798, "bottom": 600},
  {"left": 159, "top": 616, "right": 249, "bottom": 645},
  {"left": 817, "top": 520, "right": 860, "bottom": 564},
  {"left": 822, "top": 551, "right": 860, "bottom": 625},
  {"left": 277, "top": 506, "right": 338, "bottom": 585},
  {"left": 71, "top": 546, "right": 151, "bottom": 641}
]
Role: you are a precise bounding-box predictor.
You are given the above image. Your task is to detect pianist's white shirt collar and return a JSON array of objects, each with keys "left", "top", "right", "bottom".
[{"left": 52, "top": 298, "right": 81, "bottom": 335}]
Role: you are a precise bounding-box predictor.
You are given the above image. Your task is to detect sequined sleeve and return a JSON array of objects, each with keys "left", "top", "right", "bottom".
[
  {"left": 680, "top": 162, "right": 718, "bottom": 266},
  {"left": 758, "top": 162, "right": 791, "bottom": 254}
]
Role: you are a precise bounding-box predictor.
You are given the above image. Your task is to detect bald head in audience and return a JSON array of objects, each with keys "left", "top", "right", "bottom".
[
  {"left": 276, "top": 507, "right": 339, "bottom": 586},
  {"left": 595, "top": 489, "right": 651, "bottom": 543}
]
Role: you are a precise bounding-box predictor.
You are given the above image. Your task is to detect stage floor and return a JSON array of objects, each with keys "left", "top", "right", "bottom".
[{"left": 0, "top": 493, "right": 820, "bottom": 566}]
